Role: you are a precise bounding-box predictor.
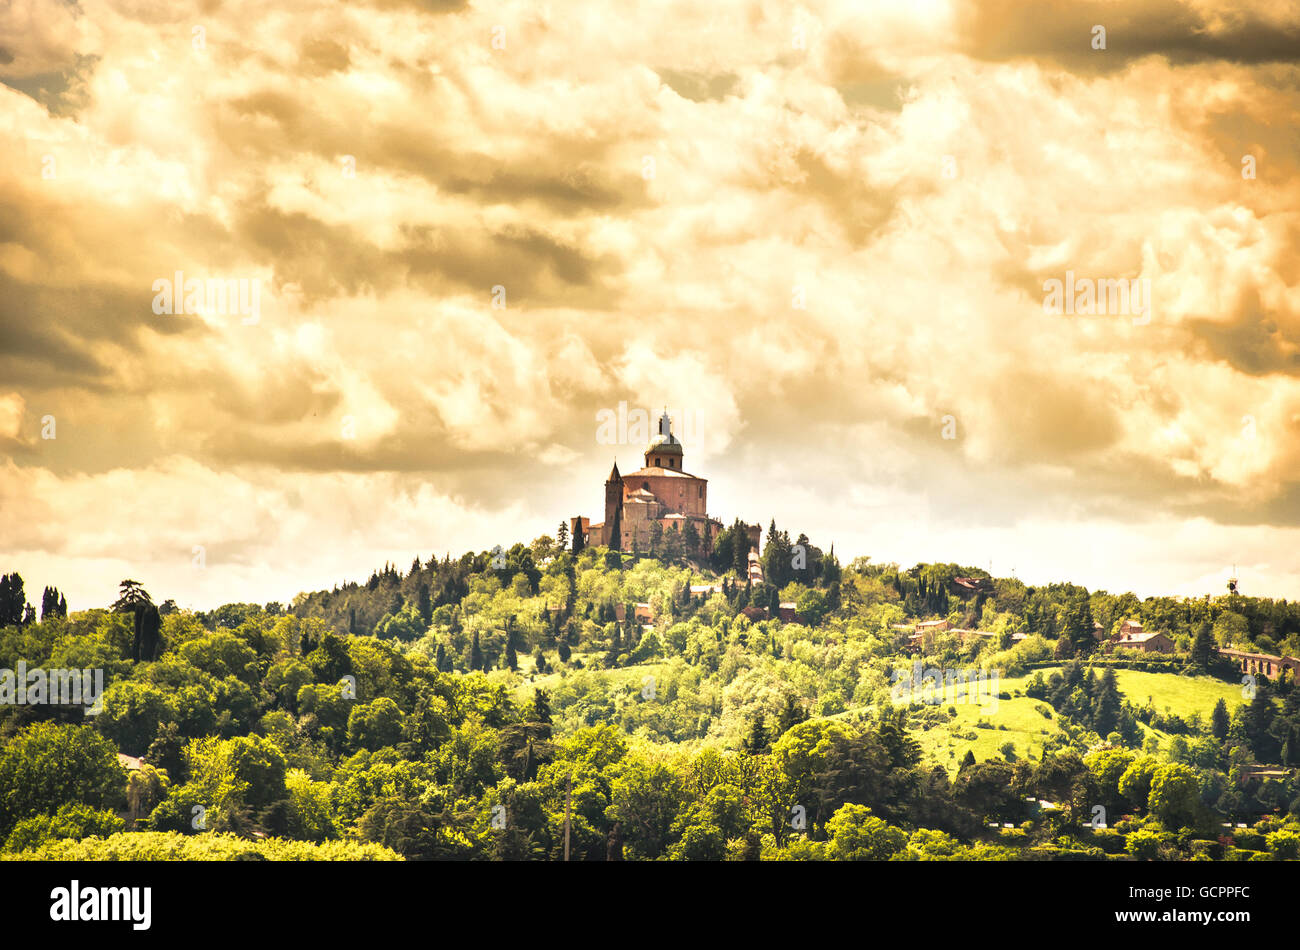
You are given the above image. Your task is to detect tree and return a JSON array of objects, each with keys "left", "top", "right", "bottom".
[
  {"left": 41, "top": 586, "right": 67, "bottom": 620},
  {"left": 1091, "top": 669, "right": 1122, "bottom": 737},
  {"left": 1147, "top": 763, "right": 1200, "bottom": 828},
  {"left": 1242, "top": 681, "right": 1280, "bottom": 762},
  {"left": 825, "top": 804, "right": 907, "bottom": 861},
  {"left": 682, "top": 521, "right": 701, "bottom": 559},
  {"left": 743, "top": 715, "right": 769, "bottom": 754},
  {"left": 0, "top": 573, "right": 26, "bottom": 626},
  {"left": 114, "top": 580, "right": 161, "bottom": 662},
  {"left": 1190, "top": 622, "right": 1215, "bottom": 671},
  {"left": 348, "top": 698, "right": 406, "bottom": 752},
  {"left": 556, "top": 520, "right": 569, "bottom": 553},
  {"left": 1211, "top": 698, "right": 1230, "bottom": 741},
  {"left": 1117, "top": 756, "right": 1159, "bottom": 811},
  {"left": 470, "top": 631, "right": 484, "bottom": 671},
  {"left": 0, "top": 723, "right": 126, "bottom": 837},
  {"left": 416, "top": 582, "right": 432, "bottom": 626}
]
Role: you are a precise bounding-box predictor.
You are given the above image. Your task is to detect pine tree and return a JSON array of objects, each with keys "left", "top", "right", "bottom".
[
  {"left": 532, "top": 689, "right": 552, "bottom": 725},
  {"left": 505, "top": 641, "right": 518, "bottom": 671},
  {"left": 959, "top": 749, "right": 976, "bottom": 770},
  {"left": 40, "top": 585, "right": 65, "bottom": 620},
  {"left": 417, "top": 582, "right": 432, "bottom": 625},
  {"left": 1211, "top": 698, "right": 1230, "bottom": 741},
  {"left": 471, "top": 631, "right": 484, "bottom": 671},
  {"left": 743, "top": 714, "right": 769, "bottom": 753},
  {"left": 557, "top": 520, "right": 569, "bottom": 551},
  {"left": 1092, "top": 669, "right": 1122, "bottom": 736},
  {"left": 1190, "top": 622, "right": 1214, "bottom": 671}
]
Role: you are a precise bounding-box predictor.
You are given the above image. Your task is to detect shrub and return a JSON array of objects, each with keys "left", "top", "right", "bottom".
[
  {"left": 1, "top": 831, "right": 401, "bottom": 861},
  {"left": 3, "top": 805, "right": 125, "bottom": 853}
]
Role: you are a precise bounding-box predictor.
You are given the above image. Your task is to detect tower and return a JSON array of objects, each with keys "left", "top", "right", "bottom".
[
  {"left": 604, "top": 461, "right": 624, "bottom": 551},
  {"left": 644, "top": 410, "right": 684, "bottom": 470}
]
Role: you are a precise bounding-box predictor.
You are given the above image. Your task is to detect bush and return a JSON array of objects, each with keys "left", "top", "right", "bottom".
[
  {"left": 1125, "top": 828, "right": 1165, "bottom": 860},
  {"left": 1233, "top": 829, "right": 1265, "bottom": 851},
  {"left": 1, "top": 831, "right": 401, "bottom": 861},
  {"left": 0, "top": 723, "right": 126, "bottom": 837},
  {"left": 3, "top": 804, "right": 125, "bottom": 853},
  {"left": 1267, "top": 831, "right": 1299, "bottom": 860}
]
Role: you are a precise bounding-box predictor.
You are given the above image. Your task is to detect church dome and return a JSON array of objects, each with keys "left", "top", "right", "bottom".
[
  {"left": 645, "top": 432, "right": 683, "bottom": 455},
  {"left": 645, "top": 410, "right": 683, "bottom": 462}
]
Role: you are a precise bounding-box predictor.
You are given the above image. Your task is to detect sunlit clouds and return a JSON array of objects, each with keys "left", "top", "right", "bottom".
[{"left": 3, "top": 0, "right": 1300, "bottom": 607}]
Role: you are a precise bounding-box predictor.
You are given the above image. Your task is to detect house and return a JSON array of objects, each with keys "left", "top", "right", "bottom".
[
  {"left": 1110, "top": 631, "right": 1175, "bottom": 654},
  {"left": 690, "top": 583, "right": 723, "bottom": 597},
  {"left": 1118, "top": 619, "right": 1145, "bottom": 637},
  {"left": 613, "top": 602, "right": 655, "bottom": 624},
  {"left": 915, "top": 620, "right": 950, "bottom": 634},
  {"left": 950, "top": 577, "right": 993, "bottom": 598}
]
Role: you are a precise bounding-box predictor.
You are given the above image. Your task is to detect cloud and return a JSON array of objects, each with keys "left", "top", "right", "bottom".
[{"left": 4, "top": 0, "right": 1300, "bottom": 603}]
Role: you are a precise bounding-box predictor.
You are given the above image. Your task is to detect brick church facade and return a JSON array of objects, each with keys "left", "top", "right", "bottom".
[{"left": 571, "top": 411, "right": 758, "bottom": 555}]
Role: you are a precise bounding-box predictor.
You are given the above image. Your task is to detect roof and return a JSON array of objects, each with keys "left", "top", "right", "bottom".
[
  {"left": 623, "top": 466, "right": 704, "bottom": 480},
  {"left": 117, "top": 753, "right": 144, "bottom": 771}
]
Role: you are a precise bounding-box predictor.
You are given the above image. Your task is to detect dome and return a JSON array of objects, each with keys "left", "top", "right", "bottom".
[{"left": 645, "top": 432, "right": 683, "bottom": 455}]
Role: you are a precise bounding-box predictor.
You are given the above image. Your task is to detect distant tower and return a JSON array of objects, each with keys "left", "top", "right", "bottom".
[
  {"left": 644, "top": 410, "right": 684, "bottom": 470},
  {"left": 605, "top": 461, "right": 624, "bottom": 551}
]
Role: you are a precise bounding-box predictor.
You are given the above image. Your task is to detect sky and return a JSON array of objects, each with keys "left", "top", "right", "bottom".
[{"left": 2, "top": 0, "right": 1300, "bottom": 611}]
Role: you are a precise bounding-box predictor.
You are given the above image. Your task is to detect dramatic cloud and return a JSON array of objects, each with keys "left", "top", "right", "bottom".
[{"left": 3, "top": 0, "right": 1300, "bottom": 607}]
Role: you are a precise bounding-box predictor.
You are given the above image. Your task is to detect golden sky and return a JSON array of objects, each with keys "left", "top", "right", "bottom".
[{"left": 3, "top": 0, "right": 1300, "bottom": 608}]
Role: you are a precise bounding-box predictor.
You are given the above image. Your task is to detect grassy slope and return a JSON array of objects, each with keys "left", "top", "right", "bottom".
[
  {"left": 511, "top": 647, "right": 1249, "bottom": 775},
  {"left": 914, "top": 666, "right": 1248, "bottom": 774},
  {"left": 1111, "top": 669, "right": 1245, "bottom": 719},
  {"left": 913, "top": 671, "right": 1062, "bottom": 771}
]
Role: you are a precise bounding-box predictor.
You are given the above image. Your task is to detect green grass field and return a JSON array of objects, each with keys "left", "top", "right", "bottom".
[
  {"left": 910, "top": 670, "right": 1063, "bottom": 771},
  {"left": 1111, "top": 669, "right": 1246, "bottom": 719},
  {"left": 912, "top": 666, "right": 1248, "bottom": 774}
]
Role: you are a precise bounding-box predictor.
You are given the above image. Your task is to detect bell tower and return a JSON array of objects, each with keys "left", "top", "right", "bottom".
[{"left": 604, "top": 461, "right": 624, "bottom": 550}]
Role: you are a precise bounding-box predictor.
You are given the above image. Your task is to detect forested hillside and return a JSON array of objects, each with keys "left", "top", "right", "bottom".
[{"left": 1, "top": 531, "right": 1298, "bottom": 861}]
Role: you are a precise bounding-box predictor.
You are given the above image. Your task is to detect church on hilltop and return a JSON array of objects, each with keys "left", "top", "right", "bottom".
[{"left": 571, "top": 411, "right": 760, "bottom": 557}]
